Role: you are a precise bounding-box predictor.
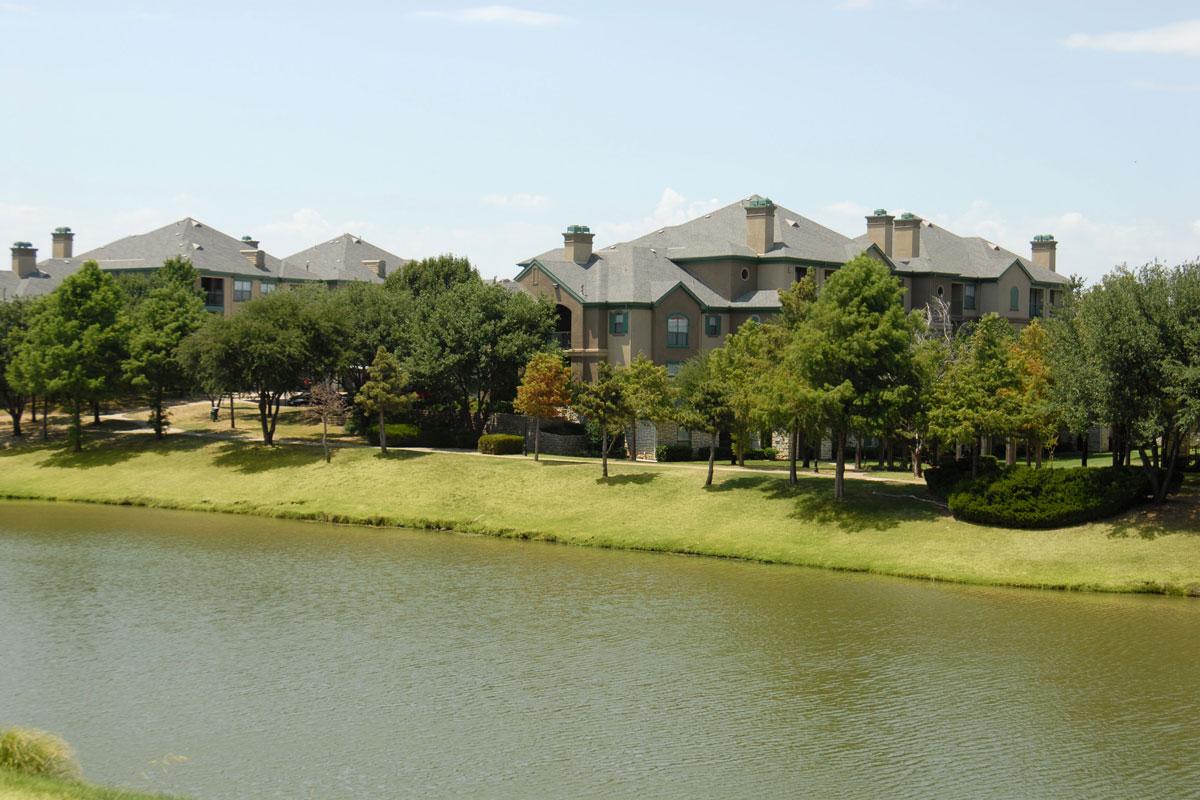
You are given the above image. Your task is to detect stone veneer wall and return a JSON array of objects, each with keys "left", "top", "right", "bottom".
[{"left": 487, "top": 413, "right": 589, "bottom": 456}]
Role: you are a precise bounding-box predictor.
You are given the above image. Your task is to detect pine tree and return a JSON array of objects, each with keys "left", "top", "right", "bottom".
[{"left": 355, "top": 347, "right": 414, "bottom": 454}]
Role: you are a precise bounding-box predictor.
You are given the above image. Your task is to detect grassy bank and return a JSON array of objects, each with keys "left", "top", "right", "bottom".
[
  {"left": 0, "top": 433, "right": 1197, "bottom": 595},
  {"left": 0, "top": 770, "right": 180, "bottom": 800}
]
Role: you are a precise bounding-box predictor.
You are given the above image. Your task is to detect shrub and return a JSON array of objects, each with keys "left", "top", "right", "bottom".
[
  {"left": 655, "top": 443, "right": 695, "bottom": 462},
  {"left": 762, "top": 447, "right": 779, "bottom": 461},
  {"left": 697, "top": 444, "right": 733, "bottom": 462},
  {"left": 0, "top": 728, "right": 81, "bottom": 780},
  {"left": 478, "top": 433, "right": 524, "bottom": 455},
  {"left": 924, "top": 455, "right": 1002, "bottom": 500},
  {"left": 362, "top": 422, "right": 420, "bottom": 447},
  {"left": 947, "top": 466, "right": 1153, "bottom": 529}
]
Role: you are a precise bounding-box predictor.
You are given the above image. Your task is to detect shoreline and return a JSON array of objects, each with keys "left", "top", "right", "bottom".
[{"left": 0, "top": 435, "right": 1197, "bottom": 597}]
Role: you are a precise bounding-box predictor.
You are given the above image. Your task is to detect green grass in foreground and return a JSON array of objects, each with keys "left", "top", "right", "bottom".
[
  {"left": 0, "top": 434, "right": 1197, "bottom": 595},
  {"left": 0, "top": 769, "right": 181, "bottom": 800}
]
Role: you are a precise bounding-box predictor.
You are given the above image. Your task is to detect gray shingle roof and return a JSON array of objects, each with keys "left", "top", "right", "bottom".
[
  {"left": 0, "top": 259, "right": 78, "bottom": 299},
  {"left": 518, "top": 196, "right": 876, "bottom": 309},
  {"left": 59, "top": 217, "right": 300, "bottom": 281},
  {"left": 281, "top": 233, "right": 409, "bottom": 284},
  {"left": 852, "top": 222, "right": 1069, "bottom": 285}
]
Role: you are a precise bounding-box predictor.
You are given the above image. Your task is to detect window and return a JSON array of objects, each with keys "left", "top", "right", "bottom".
[
  {"left": 1009, "top": 286, "right": 1020, "bottom": 311},
  {"left": 740, "top": 267, "right": 750, "bottom": 280},
  {"left": 666, "top": 361, "right": 683, "bottom": 377},
  {"left": 666, "top": 314, "right": 689, "bottom": 348},
  {"left": 677, "top": 427, "right": 691, "bottom": 443},
  {"left": 200, "top": 276, "right": 224, "bottom": 310},
  {"left": 824, "top": 269, "right": 836, "bottom": 282},
  {"left": 260, "top": 282, "right": 276, "bottom": 295},
  {"left": 608, "top": 310, "right": 628, "bottom": 336},
  {"left": 233, "top": 279, "right": 252, "bottom": 302},
  {"left": 936, "top": 285, "right": 945, "bottom": 298},
  {"left": 794, "top": 266, "right": 808, "bottom": 283},
  {"left": 704, "top": 314, "right": 721, "bottom": 337},
  {"left": 964, "top": 283, "right": 976, "bottom": 311}
]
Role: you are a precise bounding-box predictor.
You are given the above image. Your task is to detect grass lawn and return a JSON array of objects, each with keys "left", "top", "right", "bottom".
[
  {"left": 0, "top": 770, "right": 181, "bottom": 800},
  {"left": 1, "top": 430, "right": 1198, "bottom": 596}
]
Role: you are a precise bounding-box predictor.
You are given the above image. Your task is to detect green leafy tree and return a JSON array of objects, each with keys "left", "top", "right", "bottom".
[
  {"left": 1046, "top": 279, "right": 1102, "bottom": 466},
  {"left": 710, "top": 320, "right": 772, "bottom": 466},
  {"left": 19, "top": 262, "right": 127, "bottom": 451},
  {"left": 385, "top": 253, "right": 476, "bottom": 298},
  {"left": 404, "top": 279, "right": 554, "bottom": 437},
  {"left": 675, "top": 353, "right": 735, "bottom": 487},
  {"left": 328, "top": 281, "right": 410, "bottom": 401},
  {"left": 0, "top": 298, "right": 33, "bottom": 436},
  {"left": 769, "top": 277, "right": 826, "bottom": 483},
  {"left": 793, "top": 255, "right": 920, "bottom": 500},
  {"left": 618, "top": 354, "right": 673, "bottom": 461},
  {"left": 355, "top": 347, "right": 415, "bottom": 454},
  {"left": 1011, "top": 319, "right": 1058, "bottom": 467},
  {"left": 929, "top": 314, "right": 1021, "bottom": 477},
  {"left": 514, "top": 351, "right": 573, "bottom": 461},
  {"left": 571, "top": 361, "right": 632, "bottom": 479},
  {"left": 123, "top": 262, "right": 207, "bottom": 438},
  {"left": 179, "top": 316, "right": 242, "bottom": 428}
]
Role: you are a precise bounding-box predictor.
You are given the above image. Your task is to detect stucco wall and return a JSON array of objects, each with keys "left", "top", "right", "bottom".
[{"left": 651, "top": 286, "right": 701, "bottom": 365}]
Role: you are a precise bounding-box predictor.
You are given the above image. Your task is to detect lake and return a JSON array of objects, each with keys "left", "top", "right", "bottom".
[{"left": 0, "top": 501, "right": 1197, "bottom": 799}]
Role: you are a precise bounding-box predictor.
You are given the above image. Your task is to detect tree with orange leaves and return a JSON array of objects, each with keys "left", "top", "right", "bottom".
[{"left": 514, "top": 351, "right": 573, "bottom": 461}]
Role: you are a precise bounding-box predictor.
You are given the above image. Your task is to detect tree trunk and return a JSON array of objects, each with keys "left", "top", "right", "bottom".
[
  {"left": 153, "top": 387, "right": 164, "bottom": 440},
  {"left": 1081, "top": 434, "right": 1089, "bottom": 467},
  {"left": 258, "top": 394, "right": 272, "bottom": 445},
  {"left": 1035, "top": 439, "right": 1043, "bottom": 469},
  {"left": 71, "top": 400, "right": 82, "bottom": 452},
  {"left": 971, "top": 442, "right": 980, "bottom": 479},
  {"left": 230, "top": 393, "right": 236, "bottom": 429},
  {"left": 834, "top": 430, "right": 846, "bottom": 501},
  {"left": 1005, "top": 437, "right": 1016, "bottom": 466},
  {"left": 533, "top": 416, "right": 541, "bottom": 462},
  {"left": 7, "top": 404, "right": 22, "bottom": 437},
  {"left": 322, "top": 414, "right": 331, "bottom": 463},
  {"left": 601, "top": 430, "right": 609, "bottom": 478},
  {"left": 788, "top": 427, "right": 798, "bottom": 486},
  {"left": 854, "top": 435, "right": 863, "bottom": 471},
  {"left": 379, "top": 409, "right": 387, "bottom": 454},
  {"left": 91, "top": 399, "right": 101, "bottom": 426},
  {"left": 41, "top": 396, "right": 49, "bottom": 441},
  {"left": 705, "top": 432, "right": 716, "bottom": 487},
  {"left": 30, "top": 395, "right": 36, "bottom": 423},
  {"left": 911, "top": 443, "right": 922, "bottom": 478},
  {"left": 629, "top": 419, "right": 636, "bottom": 462}
]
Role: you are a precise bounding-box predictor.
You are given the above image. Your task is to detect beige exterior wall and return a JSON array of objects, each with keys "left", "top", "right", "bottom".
[
  {"left": 651, "top": 286, "right": 701, "bottom": 366},
  {"left": 993, "top": 263, "right": 1031, "bottom": 322}
]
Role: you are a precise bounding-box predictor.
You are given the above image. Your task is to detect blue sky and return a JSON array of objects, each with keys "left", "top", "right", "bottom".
[{"left": 2, "top": 1, "right": 1198, "bottom": 281}]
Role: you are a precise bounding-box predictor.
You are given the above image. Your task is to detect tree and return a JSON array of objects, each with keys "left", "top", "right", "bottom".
[
  {"left": 0, "top": 298, "right": 32, "bottom": 436},
  {"left": 385, "top": 253, "right": 476, "bottom": 299},
  {"left": 1046, "top": 279, "right": 1102, "bottom": 466},
  {"left": 571, "top": 361, "right": 631, "bottom": 479},
  {"left": 327, "top": 281, "right": 410, "bottom": 402},
  {"left": 307, "top": 380, "right": 347, "bottom": 463},
  {"left": 18, "top": 262, "right": 127, "bottom": 451},
  {"left": 793, "top": 256, "right": 920, "bottom": 500},
  {"left": 404, "top": 279, "right": 554, "bottom": 438},
  {"left": 514, "top": 351, "right": 572, "bottom": 461},
  {"left": 179, "top": 316, "right": 242, "bottom": 429},
  {"left": 769, "top": 277, "right": 826, "bottom": 483},
  {"left": 675, "top": 353, "right": 734, "bottom": 487},
  {"left": 123, "top": 261, "right": 207, "bottom": 438},
  {"left": 929, "top": 314, "right": 1021, "bottom": 477},
  {"left": 618, "top": 355, "right": 673, "bottom": 461},
  {"left": 1010, "top": 319, "right": 1058, "bottom": 467},
  {"left": 710, "top": 320, "right": 771, "bottom": 466},
  {"left": 355, "top": 347, "right": 415, "bottom": 454}
]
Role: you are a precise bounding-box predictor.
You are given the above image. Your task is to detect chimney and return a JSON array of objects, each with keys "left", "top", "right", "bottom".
[
  {"left": 865, "top": 209, "right": 894, "bottom": 257},
  {"left": 10, "top": 242, "right": 37, "bottom": 278},
  {"left": 893, "top": 212, "right": 922, "bottom": 259},
  {"left": 1031, "top": 234, "right": 1057, "bottom": 272},
  {"left": 363, "top": 259, "right": 386, "bottom": 279},
  {"left": 240, "top": 248, "right": 266, "bottom": 270},
  {"left": 744, "top": 197, "right": 776, "bottom": 254},
  {"left": 563, "top": 225, "right": 594, "bottom": 264},
  {"left": 52, "top": 226, "right": 74, "bottom": 259},
  {"left": 240, "top": 235, "right": 259, "bottom": 249}
]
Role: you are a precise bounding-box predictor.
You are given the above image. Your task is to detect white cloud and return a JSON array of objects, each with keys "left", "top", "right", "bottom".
[
  {"left": 597, "top": 188, "right": 722, "bottom": 242},
  {"left": 257, "top": 209, "right": 374, "bottom": 255},
  {"left": 481, "top": 192, "right": 550, "bottom": 209},
  {"left": 411, "top": 6, "right": 566, "bottom": 26},
  {"left": 0, "top": 3, "right": 34, "bottom": 14},
  {"left": 826, "top": 200, "right": 871, "bottom": 217},
  {"left": 1062, "top": 19, "right": 1200, "bottom": 55}
]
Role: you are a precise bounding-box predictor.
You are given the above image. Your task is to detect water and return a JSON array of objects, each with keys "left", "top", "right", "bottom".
[{"left": 0, "top": 501, "right": 1197, "bottom": 799}]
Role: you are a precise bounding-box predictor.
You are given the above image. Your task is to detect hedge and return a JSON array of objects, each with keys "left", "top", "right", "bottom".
[
  {"left": 478, "top": 434, "right": 524, "bottom": 455},
  {"left": 363, "top": 423, "right": 420, "bottom": 448},
  {"left": 947, "top": 466, "right": 1155, "bottom": 529},
  {"left": 655, "top": 443, "right": 695, "bottom": 462},
  {"left": 924, "top": 455, "right": 1001, "bottom": 500}
]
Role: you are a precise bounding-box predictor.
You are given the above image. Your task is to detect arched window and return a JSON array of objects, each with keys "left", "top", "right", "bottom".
[
  {"left": 1009, "top": 286, "right": 1019, "bottom": 311},
  {"left": 554, "top": 304, "right": 572, "bottom": 349},
  {"left": 666, "top": 313, "right": 689, "bottom": 348},
  {"left": 936, "top": 285, "right": 945, "bottom": 298}
]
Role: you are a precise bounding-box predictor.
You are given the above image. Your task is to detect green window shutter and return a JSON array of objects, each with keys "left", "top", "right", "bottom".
[
  {"left": 1009, "top": 286, "right": 1019, "bottom": 311},
  {"left": 704, "top": 314, "right": 721, "bottom": 336},
  {"left": 608, "top": 310, "right": 628, "bottom": 335}
]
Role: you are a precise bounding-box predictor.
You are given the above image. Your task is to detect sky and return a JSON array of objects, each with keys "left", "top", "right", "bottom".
[{"left": 1, "top": 1, "right": 1198, "bottom": 282}]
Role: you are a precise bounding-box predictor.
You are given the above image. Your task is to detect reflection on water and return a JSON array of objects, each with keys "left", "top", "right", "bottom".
[{"left": 0, "top": 501, "right": 1197, "bottom": 799}]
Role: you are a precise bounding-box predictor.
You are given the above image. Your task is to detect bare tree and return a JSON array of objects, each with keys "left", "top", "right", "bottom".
[{"left": 306, "top": 380, "right": 346, "bottom": 463}]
